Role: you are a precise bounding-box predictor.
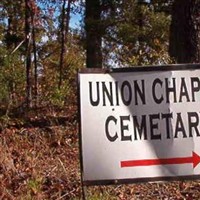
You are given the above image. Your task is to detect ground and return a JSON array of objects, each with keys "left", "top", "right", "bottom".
[{"left": 0, "top": 105, "right": 200, "bottom": 199}]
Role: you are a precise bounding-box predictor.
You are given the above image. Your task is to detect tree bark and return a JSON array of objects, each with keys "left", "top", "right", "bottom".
[
  {"left": 85, "top": 0, "right": 102, "bottom": 68},
  {"left": 169, "top": 0, "right": 200, "bottom": 63},
  {"left": 25, "top": 0, "right": 32, "bottom": 108},
  {"left": 32, "top": 12, "right": 38, "bottom": 107},
  {"left": 58, "top": 0, "right": 66, "bottom": 89},
  {"left": 59, "top": 0, "right": 71, "bottom": 89}
]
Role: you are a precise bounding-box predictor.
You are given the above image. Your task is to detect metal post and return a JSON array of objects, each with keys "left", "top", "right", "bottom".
[{"left": 81, "top": 184, "right": 86, "bottom": 200}]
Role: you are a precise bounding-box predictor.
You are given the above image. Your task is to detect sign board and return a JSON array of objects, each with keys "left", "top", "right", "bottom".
[{"left": 78, "top": 65, "right": 200, "bottom": 186}]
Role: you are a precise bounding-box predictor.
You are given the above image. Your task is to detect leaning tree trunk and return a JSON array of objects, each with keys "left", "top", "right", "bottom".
[
  {"left": 85, "top": 0, "right": 102, "bottom": 68},
  {"left": 169, "top": 0, "right": 200, "bottom": 63}
]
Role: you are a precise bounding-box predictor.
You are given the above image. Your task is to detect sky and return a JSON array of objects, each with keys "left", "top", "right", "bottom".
[{"left": 70, "top": 12, "right": 82, "bottom": 29}]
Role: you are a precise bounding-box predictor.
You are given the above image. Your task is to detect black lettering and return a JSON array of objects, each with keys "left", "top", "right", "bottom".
[
  {"left": 165, "top": 78, "right": 177, "bottom": 103},
  {"left": 102, "top": 82, "right": 114, "bottom": 106},
  {"left": 188, "top": 112, "right": 200, "bottom": 137},
  {"left": 105, "top": 116, "right": 118, "bottom": 142},
  {"left": 115, "top": 81, "right": 119, "bottom": 106},
  {"left": 152, "top": 78, "right": 163, "bottom": 104},
  {"left": 133, "top": 115, "right": 147, "bottom": 140},
  {"left": 121, "top": 81, "right": 132, "bottom": 106},
  {"left": 134, "top": 80, "right": 146, "bottom": 105},
  {"left": 89, "top": 82, "right": 100, "bottom": 106},
  {"left": 162, "top": 113, "right": 173, "bottom": 139},
  {"left": 149, "top": 113, "right": 161, "bottom": 140},
  {"left": 174, "top": 113, "right": 187, "bottom": 138},
  {"left": 179, "top": 78, "right": 190, "bottom": 102},
  {"left": 191, "top": 77, "right": 200, "bottom": 102},
  {"left": 120, "top": 115, "right": 131, "bottom": 141}
]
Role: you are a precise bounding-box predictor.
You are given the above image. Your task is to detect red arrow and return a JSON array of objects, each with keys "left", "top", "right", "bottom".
[{"left": 121, "top": 152, "right": 200, "bottom": 169}]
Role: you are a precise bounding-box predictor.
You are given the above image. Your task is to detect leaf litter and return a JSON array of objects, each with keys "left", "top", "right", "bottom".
[{"left": 0, "top": 106, "right": 200, "bottom": 199}]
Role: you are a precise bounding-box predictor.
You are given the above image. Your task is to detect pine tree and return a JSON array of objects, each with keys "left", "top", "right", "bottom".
[
  {"left": 85, "top": 0, "right": 102, "bottom": 68},
  {"left": 169, "top": 0, "right": 200, "bottom": 63}
]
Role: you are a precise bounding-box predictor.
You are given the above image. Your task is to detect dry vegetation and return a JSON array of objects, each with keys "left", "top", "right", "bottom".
[{"left": 1, "top": 105, "right": 200, "bottom": 200}]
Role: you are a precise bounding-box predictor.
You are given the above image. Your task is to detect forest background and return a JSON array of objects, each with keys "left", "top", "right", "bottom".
[{"left": 0, "top": 0, "right": 200, "bottom": 199}]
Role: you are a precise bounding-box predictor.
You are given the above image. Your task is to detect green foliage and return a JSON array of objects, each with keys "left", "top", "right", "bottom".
[
  {"left": 40, "top": 33, "right": 84, "bottom": 107},
  {"left": 27, "top": 177, "right": 43, "bottom": 196},
  {"left": 103, "top": 1, "right": 172, "bottom": 67},
  {"left": 0, "top": 0, "right": 173, "bottom": 113},
  {"left": 44, "top": 79, "right": 71, "bottom": 107},
  {"left": 0, "top": 47, "right": 25, "bottom": 108}
]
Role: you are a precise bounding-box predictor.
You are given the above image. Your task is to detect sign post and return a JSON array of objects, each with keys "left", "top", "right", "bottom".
[{"left": 78, "top": 64, "right": 200, "bottom": 186}]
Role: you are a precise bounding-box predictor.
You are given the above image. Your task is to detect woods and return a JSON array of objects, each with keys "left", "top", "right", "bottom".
[
  {"left": 0, "top": 0, "right": 84, "bottom": 112},
  {"left": 0, "top": 0, "right": 198, "bottom": 112},
  {"left": 0, "top": 0, "right": 200, "bottom": 199}
]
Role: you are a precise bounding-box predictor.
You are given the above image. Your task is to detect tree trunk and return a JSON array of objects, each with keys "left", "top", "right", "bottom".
[
  {"left": 25, "top": 0, "right": 32, "bottom": 108},
  {"left": 169, "top": 0, "right": 200, "bottom": 63},
  {"left": 32, "top": 12, "right": 38, "bottom": 107},
  {"left": 58, "top": 0, "right": 66, "bottom": 89},
  {"left": 85, "top": 0, "right": 102, "bottom": 68},
  {"left": 65, "top": 0, "right": 71, "bottom": 39},
  {"left": 58, "top": 0, "right": 71, "bottom": 89}
]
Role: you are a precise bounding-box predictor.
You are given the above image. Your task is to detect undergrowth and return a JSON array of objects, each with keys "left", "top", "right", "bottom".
[{"left": 0, "top": 106, "right": 200, "bottom": 199}]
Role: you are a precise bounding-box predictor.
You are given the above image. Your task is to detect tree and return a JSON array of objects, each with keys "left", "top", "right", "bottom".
[
  {"left": 0, "top": 0, "right": 85, "bottom": 111},
  {"left": 85, "top": 0, "right": 102, "bottom": 68},
  {"left": 169, "top": 0, "right": 200, "bottom": 63},
  {"left": 0, "top": 1, "right": 27, "bottom": 113},
  {"left": 59, "top": 0, "right": 72, "bottom": 88},
  {"left": 1, "top": 0, "right": 25, "bottom": 49},
  {"left": 25, "top": 0, "right": 32, "bottom": 108},
  {"left": 32, "top": 8, "right": 38, "bottom": 106},
  {"left": 102, "top": 0, "right": 171, "bottom": 67}
]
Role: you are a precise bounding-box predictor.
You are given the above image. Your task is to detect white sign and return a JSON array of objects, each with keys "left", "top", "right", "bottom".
[{"left": 78, "top": 66, "right": 200, "bottom": 185}]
